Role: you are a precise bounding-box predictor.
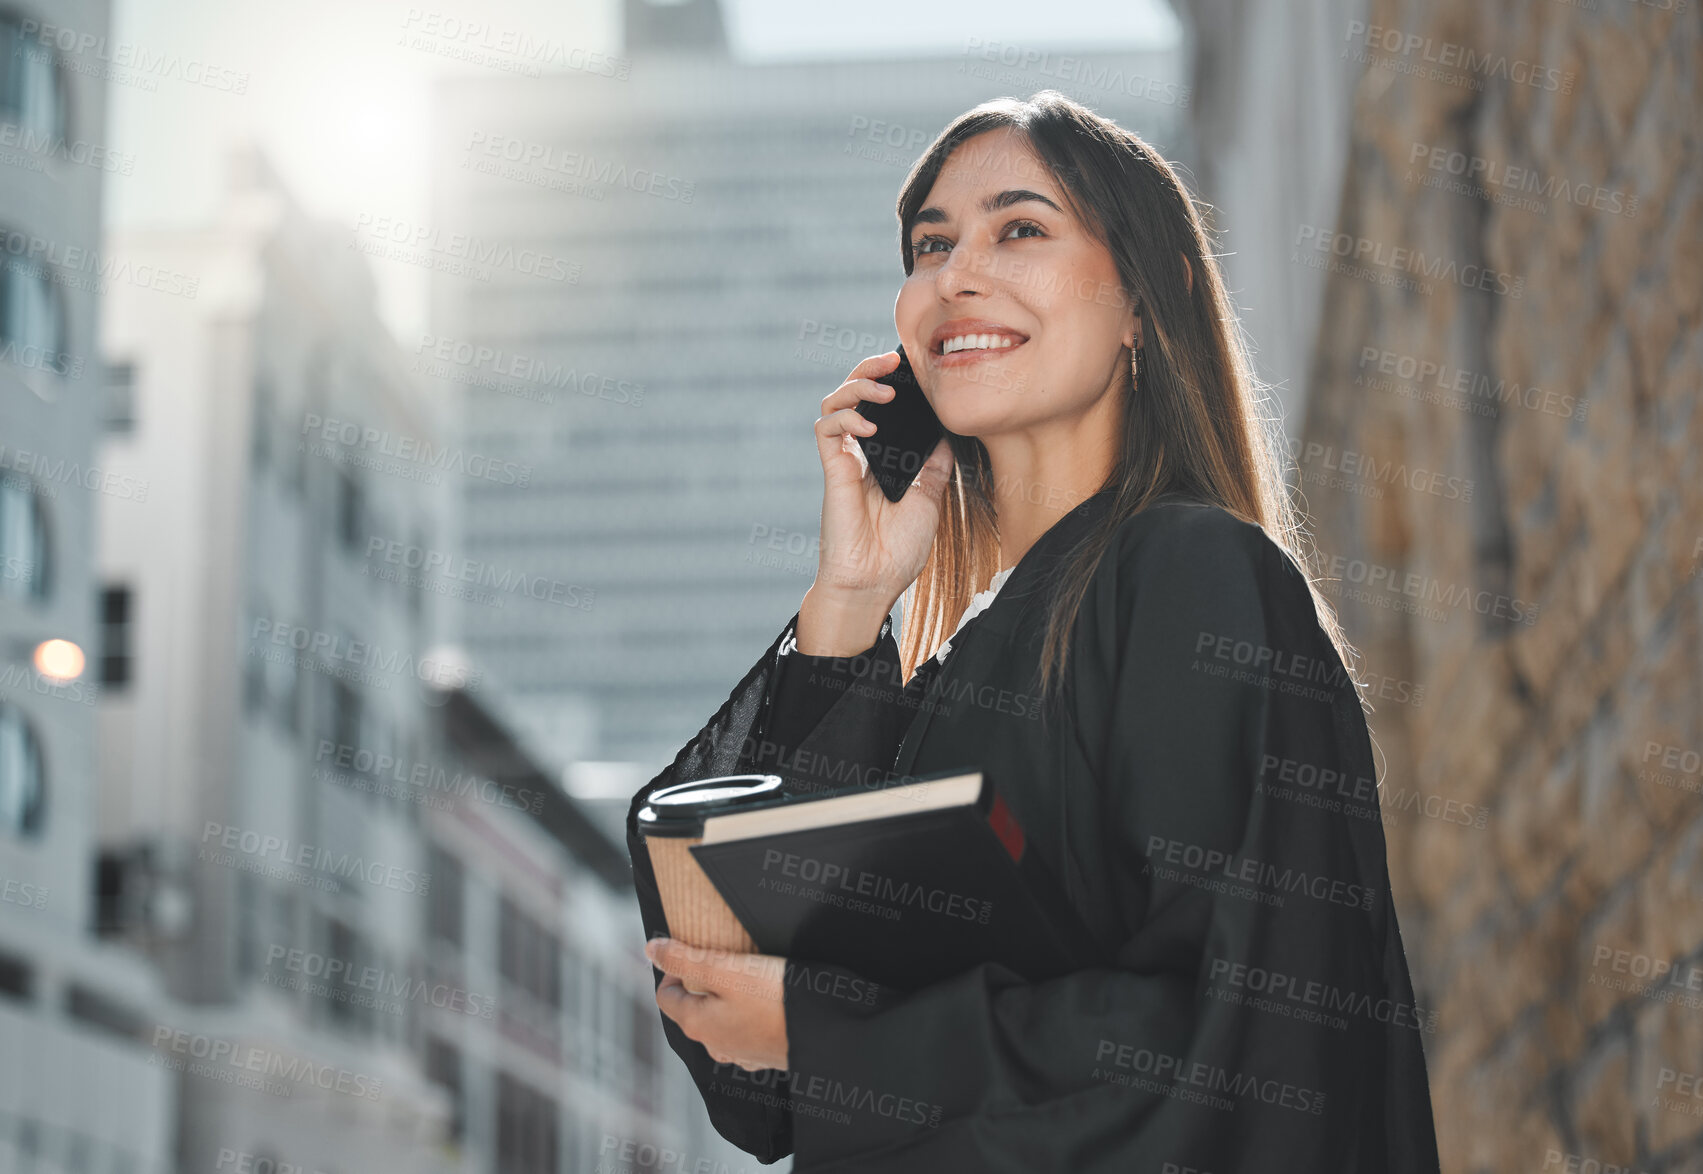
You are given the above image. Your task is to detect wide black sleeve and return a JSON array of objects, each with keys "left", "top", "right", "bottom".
[
  {"left": 777, "top": 505, "right": 1443, "bottom": 1172},
  {"left": 625, "top": 605, "right": 916, "bottom": 1161},
  {"left": 747, "top": 612, "right": 913, "bottom": 796}
]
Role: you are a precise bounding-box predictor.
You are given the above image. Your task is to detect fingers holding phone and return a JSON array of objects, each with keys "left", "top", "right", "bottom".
[
  {"left": 806, "top": 347, "right": 954, "bottom": 621},
  {"left": 813, "top": 350, "right": 902, "bottom": 493}
]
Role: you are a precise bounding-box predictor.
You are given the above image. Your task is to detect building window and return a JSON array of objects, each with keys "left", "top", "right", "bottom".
[
  {"left": 0, "top": 703, "right": 45, "bottom": 837},
  {"left": 0, "top": 476, "right": 49, "bottom": 600},
  {"left": 94, "top": 850, "right": 126, "bottom": 936},
  {"left": 424, "top": 1036, "right": 464, "bottom": 1142},
  {"left": 495, "top": 1073, "right": 557, "bottom": 1174},
  {"left": 99, "top": 586, "right": 132, "bottom": 688},
  {"left": 0, "top": 16, "right": 67, "bottom": 141},
  {"left": 330, "top": 678, "right": 360, "bottom": 751},
  {"left": 236, "top": 873, "right": 259, "bottom": 979},
  {"left": 336, "top": 469, "right": 363, "bottom": 551},
  {"left": 251, "top": 374, "right": 276, "bottom": 473},
  {"left": 243, "top": 635, "right": 267, "bottom": 715},
  {"left": 273, "top": 623, "right": 300, "bottom": 736},
  {"left": 323, "top": 918, "right": 362, "bottom": 1029},
  {"left": 632, "top": 991, "right": 659, "bottom": 1109},
  {"left": 406, "top": 525, "right": 427, "bottom": 621},
  {"left": 498, "top": 896, "right": 561, "bottom": 1013},
  {"left": 426, "top": 844, "right": 463, "bottom": 949},
  {"left": 561, "top": 946, "right": 580, "bottom": 1022},
  {"left": 0, "top": 240, "right": 65, "bottom": 366},
  {"left": 0, "top": 949, "right": 34, "bottom": 1002},
  {"left": 104, "top": 362, "right": 137, "bottom": 433}
]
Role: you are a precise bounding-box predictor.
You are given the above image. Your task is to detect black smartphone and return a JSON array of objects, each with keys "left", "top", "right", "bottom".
[{"left": 854, "top": 343, "right": 944, "bottom": 502}]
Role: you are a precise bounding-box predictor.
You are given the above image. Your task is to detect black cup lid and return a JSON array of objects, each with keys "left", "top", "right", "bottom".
[{"left": 636, "top": 773, "right": 787, "bottom": 836}]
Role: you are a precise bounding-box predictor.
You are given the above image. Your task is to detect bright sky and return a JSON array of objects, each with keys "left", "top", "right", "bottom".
[{"left": 102, "top": 0, "right": 1181, "bottom": 337}]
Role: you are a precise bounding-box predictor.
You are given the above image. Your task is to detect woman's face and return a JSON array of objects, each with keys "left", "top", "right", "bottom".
[{"left": 895, "top": 126, "right": 1137, "bottom": 441}]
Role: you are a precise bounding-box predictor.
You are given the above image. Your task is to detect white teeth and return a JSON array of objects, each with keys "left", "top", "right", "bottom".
[{"left": 941, "top": 333, "right": 1021, "bottom": 354}]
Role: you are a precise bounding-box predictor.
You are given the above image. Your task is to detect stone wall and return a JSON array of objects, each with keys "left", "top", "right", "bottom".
[{"left": 1293, "top": 1, "right": 1702, "bottom": 1170}]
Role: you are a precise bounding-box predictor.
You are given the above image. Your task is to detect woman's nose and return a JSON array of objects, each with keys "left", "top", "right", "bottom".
[{"left": 936, "top": 239, "right": 997, "bottom": 295}]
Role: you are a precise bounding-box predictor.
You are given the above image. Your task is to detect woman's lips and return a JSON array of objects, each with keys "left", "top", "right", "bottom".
[{"left": 933, "top": 338, "right": 1028, "bottom": 368}]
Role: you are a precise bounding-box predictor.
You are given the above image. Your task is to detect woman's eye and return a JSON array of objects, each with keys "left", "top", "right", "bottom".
[{"left": 911, "top": 220, "right": 1046, "bottom": 260}]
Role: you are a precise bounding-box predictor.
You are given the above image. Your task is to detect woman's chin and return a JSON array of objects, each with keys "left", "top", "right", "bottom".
[{"left": 929, "top": 394, "right": 1027, "bottom": 440}]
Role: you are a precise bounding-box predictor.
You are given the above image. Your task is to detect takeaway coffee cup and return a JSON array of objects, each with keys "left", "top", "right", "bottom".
[{"left": 637, "top": 774, "right": 786, "bottom": 992}]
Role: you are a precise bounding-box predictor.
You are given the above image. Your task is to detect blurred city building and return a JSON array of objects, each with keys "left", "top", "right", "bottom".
[
  {"left": 0, "top": 0, "right": 178, "bottom": 1170},
  {"left": 93, "top": 142, "right": 459, "bottom": 1174},
  {"left": 83, "top": 141, "right": 701, "bottom": 1174},
  {"left": 425, "top": 0, "right": 1190, "bottom": 772},
  {"left": 1174, "top": 0, "right": 1368, "bottom": 434}
]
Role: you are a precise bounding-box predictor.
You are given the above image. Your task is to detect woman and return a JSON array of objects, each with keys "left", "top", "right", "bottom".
[{"left": 626, "top": 90, "right": 1442, "bottom": 1172}]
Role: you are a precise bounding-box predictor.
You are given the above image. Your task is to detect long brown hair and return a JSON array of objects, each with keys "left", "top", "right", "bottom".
[{"left": 893, "top": 90, "right": 1361, "bottom": 715}]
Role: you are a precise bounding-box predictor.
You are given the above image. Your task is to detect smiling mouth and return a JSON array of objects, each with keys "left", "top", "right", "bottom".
[{"left": 932, "top": 334, "right": 1029, "bottom": 359}]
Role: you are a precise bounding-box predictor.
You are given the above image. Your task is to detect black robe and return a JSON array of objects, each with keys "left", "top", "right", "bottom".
[{"left": 625, "top": 489, "right": 1443, "bottom": 1173}]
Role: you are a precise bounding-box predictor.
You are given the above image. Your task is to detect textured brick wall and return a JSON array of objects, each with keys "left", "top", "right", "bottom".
[{"left": 1294, "top": 2, "right": 1702, "bottom": 1169}]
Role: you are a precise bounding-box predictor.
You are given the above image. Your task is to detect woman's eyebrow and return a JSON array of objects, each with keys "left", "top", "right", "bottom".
[{"left": 912, "top": 189, "right": 1064, "bottom": 226}]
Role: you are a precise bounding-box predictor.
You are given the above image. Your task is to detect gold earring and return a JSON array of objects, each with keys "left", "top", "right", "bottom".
[{"left": 1131, "top": 344, "right": 1144, "bottom": 391}]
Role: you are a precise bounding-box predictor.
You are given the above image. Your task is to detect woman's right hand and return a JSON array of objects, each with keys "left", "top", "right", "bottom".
[{"left": 798, "top": 350, "right": 955, "bottom": 656}]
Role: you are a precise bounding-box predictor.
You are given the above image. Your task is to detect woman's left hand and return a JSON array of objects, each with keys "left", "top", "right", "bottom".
[{"left": 645, "top": 936, "right": 790, "bottom": 1072}]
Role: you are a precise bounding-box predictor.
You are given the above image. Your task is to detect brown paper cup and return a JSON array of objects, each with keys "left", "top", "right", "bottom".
[{"left": 645, "top": 835, "right": 757, "bottom": 994}]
